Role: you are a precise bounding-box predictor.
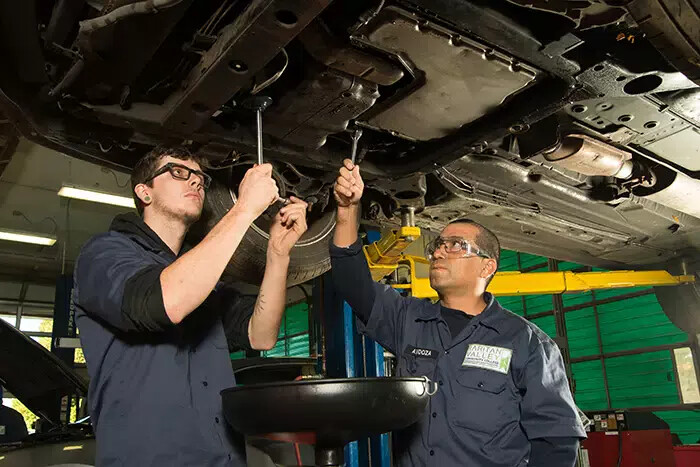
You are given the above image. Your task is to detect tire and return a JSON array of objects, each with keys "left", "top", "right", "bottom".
[
  {"left": 626, "top": 0, "right": 700, "bottom": 85},
  {"left": 0, "top": 118, "right": 19, "bottom": 179},
  {"left": 196, "top": 175, "right": 335, "bottom": 287},
  {"left": 655, "top": 280, "right": 700, "bottom": 334}
]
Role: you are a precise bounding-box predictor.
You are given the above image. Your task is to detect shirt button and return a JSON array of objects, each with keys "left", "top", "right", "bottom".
[
  {"left": 203, "top": 381, "right": 208, "bottom": 387},
  {"left": 430, "top": 450, "right": 435, "bottom": 456},
  {"left": 445, "top": 350, "right": 450, "bottom": 355},
  {"left": 215, "top": 417, "right": 220, "bottom": 424},
  {"left": 432, "top": 412, "right": 437, "bottom": 418},
  {"left": 478, "top": 382, "right": 484, "bottom": 388},
  {"left": 439, "top": 381, "right": 444, "bottom": 386}
]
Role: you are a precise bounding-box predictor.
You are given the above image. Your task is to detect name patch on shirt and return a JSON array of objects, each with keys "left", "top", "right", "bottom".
[
  {"left": 0, "top": 425, "right": 5, "bottom": 435},
  {"left": 462, "top": 344, "right": 512, "bottom": 374},
  {"left": 406, "top": 345, "right": 439, "bottom": 360}
]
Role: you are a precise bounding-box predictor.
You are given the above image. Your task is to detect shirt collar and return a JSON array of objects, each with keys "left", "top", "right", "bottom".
[
  {"left": 415, "top": 292, "right": 504, "bottom": 333},
  {"left": 474, "top": 292, "right": 504, "bottom": 333},
  {"left": 110, "top": 212, "right": 177, "bottom": 258}
]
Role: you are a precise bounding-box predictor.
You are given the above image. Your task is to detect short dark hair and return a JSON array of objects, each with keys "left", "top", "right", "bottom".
[
  {"left": 448, "top": 218, "right": 501, "bottom": 284},
  {"left": 130, "top": 145, "right": 206, "bottom": 214}
]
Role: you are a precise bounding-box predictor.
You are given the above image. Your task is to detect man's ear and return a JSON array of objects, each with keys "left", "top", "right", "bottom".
[
  {"left": 134, "top": 184, "right": 152, "bottom": 205},
  {"left": 482, "top": 259, "right": 498, "bottom": 280}
]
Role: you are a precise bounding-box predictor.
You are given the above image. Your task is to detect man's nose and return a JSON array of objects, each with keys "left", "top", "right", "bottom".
[
  {"left": 432, "top": 245, "right": 448, "bottom": 260},
  {"left": 189, "top": 176, "right": 202, "bottom": 190}
]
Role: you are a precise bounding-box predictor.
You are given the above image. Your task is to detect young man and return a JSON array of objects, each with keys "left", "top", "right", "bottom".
[
  {"left": 330, "top": 159, "right": 586, "bottom": 466},
  {"left": 73, "top": 146, "right": 308, "bottom": 466}
]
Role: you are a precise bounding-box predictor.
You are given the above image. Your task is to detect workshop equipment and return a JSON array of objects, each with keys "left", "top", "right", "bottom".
[
  {"left": 581, "top": 411, "right": 676, "bottom": 467},
  {"left": 363, "top": 227, "right": 696, "bottom": 298},
  {"left": 221, "top": 377, "right": 435, "bottom": 466},
  {"left": 243, "top": 95, "right": 289, "bottom": 205},
  {"left": 364, "top": 207, "right": 421, "bottom": 280},
  {"left": 243, "top": 96, "right": 272, "bottom": 166},
  {"left": 350, "top": 128, "right": 363, "bottom": 165},
  {"left": 674, "top": 445, "right": 700, "bottom": 467},
  {"left": 364, "top": 225, "right": 421, "bottom": 281},
  {"left": 399, "top": 268, "right": 697, "bottom": 299}
]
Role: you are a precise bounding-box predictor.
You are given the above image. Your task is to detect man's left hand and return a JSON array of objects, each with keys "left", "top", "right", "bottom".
[{"left": 268, "top": 197, "right": 308, "bottom": 257}]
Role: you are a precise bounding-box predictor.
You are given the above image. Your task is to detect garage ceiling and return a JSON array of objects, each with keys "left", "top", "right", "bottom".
[{"left": 0, "top": 138, "right": 134, "bottom": 284}]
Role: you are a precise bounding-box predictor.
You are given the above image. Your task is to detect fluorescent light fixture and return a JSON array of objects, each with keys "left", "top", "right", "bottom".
[
  {"left": 0, "top": 229, "right": 56, "bottom": 246},
  {"left": 63, "top": 445, "right": 84, "bottom": 451},
  {"left": 58, "top": 185, "right": 135, "bottom": 208}
]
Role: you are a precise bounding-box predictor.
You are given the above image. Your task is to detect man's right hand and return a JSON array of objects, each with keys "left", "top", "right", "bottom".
[
  {"left": 236, "top": 163, "right": 279, "bottom": 218},
  {"left": 334, "top": 159, "right": 364, "bottom": 207},
  {"left": 332, "top": 159, "right": 364, "bottom": 248}
]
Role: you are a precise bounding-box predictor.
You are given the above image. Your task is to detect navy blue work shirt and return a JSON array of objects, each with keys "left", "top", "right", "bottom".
[
  {"left": 73, "top": 213, "right": 255, "bottom": 466},
  {"left": 331, "top": 241, "right": 586, "bottom": 467}
]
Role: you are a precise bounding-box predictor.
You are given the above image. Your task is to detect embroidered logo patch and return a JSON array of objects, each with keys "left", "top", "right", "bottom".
[{"left": 462, "top": 344, "right": 513, "bottom": 374}]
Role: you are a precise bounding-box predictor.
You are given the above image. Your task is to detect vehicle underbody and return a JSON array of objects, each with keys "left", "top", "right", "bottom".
[{"left": 1, "top": 0, "right": 699, "bottom": 283}]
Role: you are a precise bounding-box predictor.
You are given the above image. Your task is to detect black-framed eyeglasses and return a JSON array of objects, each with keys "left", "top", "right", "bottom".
[
  {"left": 144, "top": 162, "right": 212, "bottom": 190},
  {"left": 425, "top": 236, "right": 491, "bottom": 261}
]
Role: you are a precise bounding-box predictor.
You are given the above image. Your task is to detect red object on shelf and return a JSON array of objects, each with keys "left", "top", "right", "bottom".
[
  {"left": 674, "top": 445, "right": 700, "bottom": 467},
  {"left": 582, "top": 429, "right": 676, "bottom": 467}
]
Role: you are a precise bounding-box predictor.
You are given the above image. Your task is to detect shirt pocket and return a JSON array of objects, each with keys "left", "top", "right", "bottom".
[
  {"left": 212, "top": 329, "right": 229, "bottom": 349},
  {"left": 397, "top": 352, "right": 438, "bottom": 378},
  {"left": 450, "top": 369, "right": 516, "bottom": 435},
  {"left": 205, "top": 319, "right": 230, "bottom": 350}
]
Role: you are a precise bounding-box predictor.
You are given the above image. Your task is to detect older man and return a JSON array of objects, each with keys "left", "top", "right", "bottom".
[{"left": 329, "top": 159, "right": 585, "bottom": 467}]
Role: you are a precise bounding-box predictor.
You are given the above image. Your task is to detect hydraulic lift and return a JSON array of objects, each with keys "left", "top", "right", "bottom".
[{"left": 363, "top": 221, "right": 696, "bottom": 298}]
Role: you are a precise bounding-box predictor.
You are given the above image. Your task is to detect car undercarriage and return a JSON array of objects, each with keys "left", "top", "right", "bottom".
[{"left": 0, "top": 0, "right": 698, "bottom": 284}]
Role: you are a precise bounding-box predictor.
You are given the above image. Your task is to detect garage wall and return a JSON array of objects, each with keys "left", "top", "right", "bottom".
[
  {"left": 262, "top": 301, "right": 310, "bottom": 358},
  {"left": 499, "top": 250, "right": 700, "bottom": 445},
  {"left": 230, "top": 301, "right": 311, "bottom": 360},
  {"left": 0, "top": 279, "right": 56, "bottom": 342}
]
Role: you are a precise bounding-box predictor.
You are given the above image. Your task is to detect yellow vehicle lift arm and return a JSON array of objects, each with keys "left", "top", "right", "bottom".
[
  {"left": 363, "top": 228, "right": 696, "bottom": 299},
  {"left": 364, "top": 226, "right": 421, "bottom": 281}
]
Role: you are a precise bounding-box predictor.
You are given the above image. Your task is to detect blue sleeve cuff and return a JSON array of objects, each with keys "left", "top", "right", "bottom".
[
  {"left": 329, "top": 238, "right": 363, "bottom": 257},
  {"left": 529, "top": 437, "right": 580, "bottom": 467},
  {"left": 523, "top": 420, "right": 587, "bottom": 440},
  {"left": 122, "top": 264, "right": 171, "bottom": 332}
]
